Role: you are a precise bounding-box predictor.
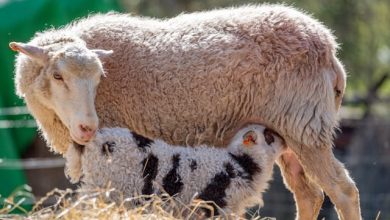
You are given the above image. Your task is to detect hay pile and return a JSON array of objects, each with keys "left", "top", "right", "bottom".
[{"left": 0, "top": 186, "right": 272, "bottom": 220}]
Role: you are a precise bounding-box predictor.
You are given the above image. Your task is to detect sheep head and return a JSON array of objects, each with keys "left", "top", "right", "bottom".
[
  {"left": 10, "top": 40, "right": 112, "bottom": 145},
  {"left": 227, "top": 124, "right": 285, "bottom": 159}
]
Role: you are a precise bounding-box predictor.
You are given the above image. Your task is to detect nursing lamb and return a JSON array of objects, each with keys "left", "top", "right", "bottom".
[
  {"left": 10, "top": 5, "right": 360, "bottom": 220},
  {"left": 65, "top": 124, "right": 284, "bottom": 217}
]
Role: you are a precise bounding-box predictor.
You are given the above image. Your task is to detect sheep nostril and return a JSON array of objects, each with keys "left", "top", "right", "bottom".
[
  {"left": 79, "top": 124, "right": 97, "bottom": 140},
  {"left": 102, "top": 141, "right": 116, "bottom": 155}
]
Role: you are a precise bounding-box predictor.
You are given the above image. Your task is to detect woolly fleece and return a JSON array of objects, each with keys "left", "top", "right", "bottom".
[{"left": 66, "top": 125, "right": 284, "bottom": 216}]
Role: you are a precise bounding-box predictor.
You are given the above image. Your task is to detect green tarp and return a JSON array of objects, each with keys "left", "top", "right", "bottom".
[{"left": 0, "top": 0, "right": 120, "bottom": 199}]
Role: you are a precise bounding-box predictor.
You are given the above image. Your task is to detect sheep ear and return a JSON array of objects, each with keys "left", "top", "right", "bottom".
[
  {"left": 243, "top": 130, "right": 257, "bottom": 147},
  {"left": 91, "top": 49, "right": 113, "bottom": 58},
  {"left": 9, "top": 42, "right": 49, "bottom": 64}
]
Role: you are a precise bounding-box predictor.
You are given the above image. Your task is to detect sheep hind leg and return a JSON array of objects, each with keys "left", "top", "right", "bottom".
[
  {"left": 277, "top": 149, "right": 324, "bottom": 220},
  {"left": 296, "top": 146, "right": 361, "bottom": 220}
]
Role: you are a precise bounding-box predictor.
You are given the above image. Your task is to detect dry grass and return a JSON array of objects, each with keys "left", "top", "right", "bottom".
[{"left": 0, "top": 186, "right": 273, "bottom": 220}]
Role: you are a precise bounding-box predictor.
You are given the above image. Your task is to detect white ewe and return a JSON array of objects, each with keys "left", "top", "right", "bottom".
[{"left": 11, "top": 5, "right": 360, "bottom": 219}]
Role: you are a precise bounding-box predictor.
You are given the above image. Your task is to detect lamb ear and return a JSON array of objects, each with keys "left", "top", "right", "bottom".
[
  {"left": 91, "top": 49, "right": 113, "bottom": 58},
  {"left": 243, "top": 130, "right": 257, "bottom": 146},
  {"left": 9, "top": 42, "right": 49, "bottom": 64}
]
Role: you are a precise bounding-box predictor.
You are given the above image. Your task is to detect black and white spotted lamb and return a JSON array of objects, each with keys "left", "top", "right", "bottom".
[{"left": 65, "top": 124, "right": 285, "bottom": 216}]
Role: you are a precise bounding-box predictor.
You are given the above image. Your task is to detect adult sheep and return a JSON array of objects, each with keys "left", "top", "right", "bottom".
[{"left": 10, "top": 5, "right": 360, "bottom": 220}]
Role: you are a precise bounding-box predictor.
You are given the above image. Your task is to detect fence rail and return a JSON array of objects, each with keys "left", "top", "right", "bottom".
[
  {"left": 0, "top": 106, "right": 36, "bottom": 129},
  {"left": 0, "top": 119, "right": 37, "bottom": 129},
  {"left": 0, "top": 158, "right": 65, "bottom": 170},
  {"left": 0, "top": 106, "right": 30, "bottom": 116}
]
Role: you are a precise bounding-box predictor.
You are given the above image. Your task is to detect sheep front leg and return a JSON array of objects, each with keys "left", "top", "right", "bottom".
[
  {"left": 277, "top": 149, "right": 324, "bottom": 220},
  {"left": 64, "top": 143, "right": 84, "bottom": 183}
]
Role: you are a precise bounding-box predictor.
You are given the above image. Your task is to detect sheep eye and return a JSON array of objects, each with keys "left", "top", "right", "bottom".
[{"left": 53, "top": 73, "right": 63, "bottom": 80}]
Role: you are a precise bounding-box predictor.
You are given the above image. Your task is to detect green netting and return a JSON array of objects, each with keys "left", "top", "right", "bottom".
[{"left": 0, "top": 0, "right": 121, "bottom": 199}]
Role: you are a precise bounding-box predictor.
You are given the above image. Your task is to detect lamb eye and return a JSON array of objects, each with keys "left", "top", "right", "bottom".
[{"left": 53, "top": 73, "right": 63, "bottom": 80}]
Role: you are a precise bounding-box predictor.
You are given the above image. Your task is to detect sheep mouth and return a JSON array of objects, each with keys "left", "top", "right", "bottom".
[
  {"left": 72, "top": 137, "right": 89, "bottom": 145},
  {"left": 70, "top": 132, "right": 92, "bottom": 145}
]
